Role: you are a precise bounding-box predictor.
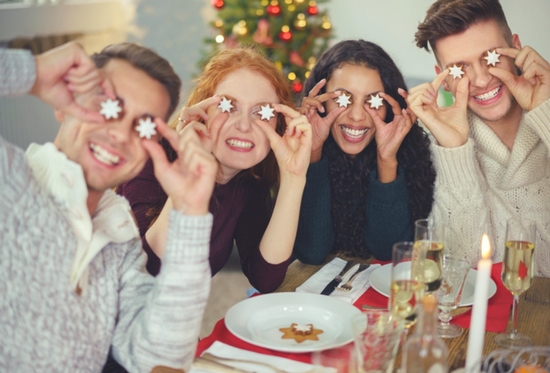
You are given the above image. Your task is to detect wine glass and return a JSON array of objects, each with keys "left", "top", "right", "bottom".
[
  {"left": 311, "top": 344, "right": 356, "bottom": 373},
  {"left": 435, "top": 255, "right": 470, "bottom": 338},
  {"left": 495, "top": 217, "right": 536, "bottom": 348},
  {"left": 413, "top": 219, "right": 444, "bottom": 293},
  {"left": 389, "top": 242, "right": 424, "bottom": 328}
]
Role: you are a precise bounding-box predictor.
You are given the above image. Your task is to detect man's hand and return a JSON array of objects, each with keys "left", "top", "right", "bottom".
[
  {"left": 491, "top": 46, "right": 550, "bottom": 111},
  {"left": 298, "top": 79, "right": 345, "bottom": 162},
  {"left": 31, "top": 41, "right": 114, "bottom": 123},
  {"left": 407, "top": 70, "right": 470, "bottom": 148},
  {"left": 143, "top": 119, "right": 217, "bottom": 215}
]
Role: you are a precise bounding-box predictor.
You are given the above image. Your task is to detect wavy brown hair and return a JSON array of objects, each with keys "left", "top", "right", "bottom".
[
  {"left": 415, "top": 0, "right": 513, "bottom": 55},
  {"left": 302, "top": 39, "right": 436, "bottom": 258}
]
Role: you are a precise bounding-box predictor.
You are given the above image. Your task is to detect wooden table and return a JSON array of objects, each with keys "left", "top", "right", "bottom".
[{"left": 275, "top": 259, "right": 550, "bottom": 370}]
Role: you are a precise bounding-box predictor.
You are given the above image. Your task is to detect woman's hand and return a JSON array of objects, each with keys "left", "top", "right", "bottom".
[
  {"left": 255, "top": 104, "right": 312, "bottom": 180},
  {"left": 175, "top": 96, "right": 221, "bottom": 132},
  {"left": 368, "top": 91, "right": 415, "bottom": 162},
  {"left": 298, "top": 79, "right": 345, "bottom": 162}
]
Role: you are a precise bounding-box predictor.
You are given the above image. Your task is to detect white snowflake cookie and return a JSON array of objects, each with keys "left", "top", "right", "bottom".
[
  {"left": 448, "top": 64, "right": 465, "bottom": 79},
  {"left": 367, "top": 93, "right": 384, "bottom": 110},
  {"left": 257, "top": 104, "right": 276, "bottom": 121},
  {"left": 335, "top": 92, "right": 352, "bottom": 108},
  {"left": 483, "top": 49, "right": 500, "bottom": 67},
  {"left": 100, "top": 98, "right": 122, "bottom": 120},
  {"left": 218, "top": 97, "right": 234, "bottom": 113},
  {"left": 135, "top": 117, "right": 157, "bottom": 139}
]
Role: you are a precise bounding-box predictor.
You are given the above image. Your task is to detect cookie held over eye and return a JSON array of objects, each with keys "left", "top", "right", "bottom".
[
  {"left": 279, "top": 323, "right": 323, "bottom": 343},
  {"left": 483, "top": 49, "right": 501, "bottom": 67},
  {"left": 257, "top": 104, "right": 276, "bottom": 121},
  {"left": 100, "top": 98, "right": 122, "bottom": 120},
  {"left": 218, "top": 96, "right": 234, "bottom": 113},
  {"left": 448, "top": 64, "right": 465, "bottom": 80},
  {"left": 367, "top": 93, "right": 384, "bottom": 110},
  {"left": 335, "top": 92, "right": 352, "bottom": 108},
  {"left": 135, "top": 117, "right": 157, "bottom": 139}
]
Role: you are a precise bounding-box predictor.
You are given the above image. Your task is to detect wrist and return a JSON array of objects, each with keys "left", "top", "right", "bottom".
[
  {"left": 171, "top": 200, "right": 208, "bottom": 216},
  {"left": 376, "top": 157, "right": 398, "bottom": 183},
  {"left": 310, "top": 148, "right": 322, "bottom": 163}
]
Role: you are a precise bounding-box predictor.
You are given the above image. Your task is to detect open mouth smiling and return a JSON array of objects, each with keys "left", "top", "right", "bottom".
[
  {"left": 474, "top": 86, "right": 501, "bottom": 101},
  {"left": 339, "top": 125, "right": 370, "bottom": 140},
  {"left": 90, "top": 143, "right": 120, "bottom": 166},
  {"left": 226, "top": 139, "right": 255, "bottom": 149}
]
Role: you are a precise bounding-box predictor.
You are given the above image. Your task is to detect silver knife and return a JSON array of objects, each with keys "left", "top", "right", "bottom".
[{"left": 320, "top": 260, "right": 357, "bottom": 295}]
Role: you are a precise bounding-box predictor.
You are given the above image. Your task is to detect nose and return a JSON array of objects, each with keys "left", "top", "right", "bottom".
[
  {"left": 106, "top": 118, "right": 133, "bottom": 143},
  {"left": 347, "top": 100, "right": 367, "bottom": 122},
  {"left": 233, "top": 111, "right": 253, "bottom": 133},
  {"left": 467, "top": 62, "right": 493, "bottom": 88}
]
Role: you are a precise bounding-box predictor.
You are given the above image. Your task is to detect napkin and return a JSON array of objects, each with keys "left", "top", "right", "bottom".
[
  {"left": 296, "top": 257, "right": 380, "bottom": 304},
  {"left": 191, "top": 341, "right": 328, "bottom": 373}
]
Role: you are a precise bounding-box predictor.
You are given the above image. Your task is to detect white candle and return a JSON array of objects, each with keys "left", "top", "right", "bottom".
[{"left": 465, "top": 234, "right": 493, "bottom": 373}]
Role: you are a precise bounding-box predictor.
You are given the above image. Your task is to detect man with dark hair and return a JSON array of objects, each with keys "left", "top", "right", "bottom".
[
  {"left": 0, "top": 42, "right": 217, "bottom": 372},
  {"left": 408, "top": 0, "right": 550, "bottom": 276}
]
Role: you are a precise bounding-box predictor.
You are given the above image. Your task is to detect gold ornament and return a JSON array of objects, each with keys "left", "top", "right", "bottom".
[{"left": 294, "top": 13, "right": 307, "bottom": 30}]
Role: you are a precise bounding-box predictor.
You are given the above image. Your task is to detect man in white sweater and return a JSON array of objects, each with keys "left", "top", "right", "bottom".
[
  {"left": 408, "top": 0, "right": 550, "bottom": 277},
  {"left": 0, "top": 42, "right": 217, "bottom": 372}
]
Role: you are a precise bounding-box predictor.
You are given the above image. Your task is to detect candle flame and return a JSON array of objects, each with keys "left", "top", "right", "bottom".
[{"left": 481, "top": 234, "right": 491, "bottom": 259}]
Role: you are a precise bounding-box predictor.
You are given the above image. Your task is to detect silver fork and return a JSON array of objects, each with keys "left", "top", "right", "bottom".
[{"left": 337, "top": 263, "right": 370, "bottom": 291}]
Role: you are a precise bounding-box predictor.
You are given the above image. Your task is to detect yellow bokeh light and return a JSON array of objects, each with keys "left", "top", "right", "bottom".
[
  {"left": 281, "top": 25, "right": 290, "bottom": 32},
  {"left": 214, "top": 20, "right": 223, "bottom": 28},
  {"left": 322, "top": 21, "right": 331, "bottom": 30},
  {"left": 288, "top": 72, "right": 297, "bottom": 80},
  {"left": 215, "top": 34, "right": 225, "bottom": 43},
  {"left": 288, "top": 4, "right": 295, "bottom": 11}
]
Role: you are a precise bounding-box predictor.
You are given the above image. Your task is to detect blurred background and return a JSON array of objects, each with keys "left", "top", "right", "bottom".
[{"left": 1, "top": 0, "right": 549, "bottom": 337}]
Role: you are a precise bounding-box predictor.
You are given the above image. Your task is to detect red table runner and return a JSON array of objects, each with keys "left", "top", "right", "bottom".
[{"left": 196, "top": 262, "right": 512, "bottom": 361}]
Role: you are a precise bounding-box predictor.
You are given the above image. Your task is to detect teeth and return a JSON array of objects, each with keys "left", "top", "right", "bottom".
[
  {"left": 226, "top": 139, "right": 254, "bottom": 149},
  {"left": 474, "top": 86, "right": 500, "bottom": 101},
  {"left": 90, "top": 143, "right": 120, "bottom": 166},
  {"left": 340, "top": 126, "right": 369, "bottom": 139}
]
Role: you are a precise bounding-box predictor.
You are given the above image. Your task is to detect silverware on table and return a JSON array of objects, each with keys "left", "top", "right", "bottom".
[
  {"left": 320, "top": 260, "right": 357, "bottom": 295},
  {"left": 337, "top": 263, "right": 371, "bottom": 291}
]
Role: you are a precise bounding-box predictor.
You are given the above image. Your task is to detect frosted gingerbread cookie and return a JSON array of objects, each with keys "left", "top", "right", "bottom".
[
  {"left": 279, "top": 323, "right": 323, "bottom": 343},
  {"left": 483, "top": 49, "right": 500, "bottom": 67}
]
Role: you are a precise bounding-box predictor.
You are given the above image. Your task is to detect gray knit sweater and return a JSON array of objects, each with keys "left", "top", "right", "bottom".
[{"left": 0, "top": 49, "right": 213, "bottom": 373}]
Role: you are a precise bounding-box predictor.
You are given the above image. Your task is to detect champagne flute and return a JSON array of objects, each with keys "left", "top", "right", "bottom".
[
  {"left": 495, "top": 217, "right": 536, "bottom": 348},
  {"left": 435, "top": 255, "right": 470, "bottom": 338},
  {"left": 389, "top": 242, "right": 424, "bottom": 328},
  {"left": 413, "top": 219, "right": 444, "bottom": 293}
]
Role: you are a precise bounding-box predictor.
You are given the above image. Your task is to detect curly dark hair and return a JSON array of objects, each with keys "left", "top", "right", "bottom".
[{"left": 302, "top": 39, "right": 436, "bottom": 258}]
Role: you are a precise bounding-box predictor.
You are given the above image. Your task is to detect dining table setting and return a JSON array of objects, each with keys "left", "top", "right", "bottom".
[{"left": 192, "top": 234, "right": 550, "bottom": 373}]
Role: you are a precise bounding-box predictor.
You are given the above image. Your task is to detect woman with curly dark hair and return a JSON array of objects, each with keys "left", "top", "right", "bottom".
[{"left": 293, "top": 39, "right": 435, "bottom": 264}]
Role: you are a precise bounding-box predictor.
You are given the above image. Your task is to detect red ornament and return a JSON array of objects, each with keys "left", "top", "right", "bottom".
[
  {"left": 211, "top": 0, "right": 224, "bottom": 9},
  {"left": 307, "top": 5, "right": 318, "bottom": 15},
  {"left": 291, "top": 81, "right": 303, "bottom": 94},
  {"left": 267, "top": 3, "right": 281, "bottom": 16},
  {"left": 279, "top": 29, "right": 292, "bottom": 42}
]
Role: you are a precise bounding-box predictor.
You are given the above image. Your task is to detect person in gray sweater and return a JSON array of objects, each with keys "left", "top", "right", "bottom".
[{"left": 0, "top": 42, "right": 217, "bottom": 372}]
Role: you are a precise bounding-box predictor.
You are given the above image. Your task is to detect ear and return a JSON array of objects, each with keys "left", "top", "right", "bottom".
[
  {"left": 512, "top": 34, "right": 522, "bottom": 49},
  {"left": 435, "top": 65, "right": 443, "bottom": 75},
  {"left": 54, "top": 108, "right": 65, "bottom": 123}
]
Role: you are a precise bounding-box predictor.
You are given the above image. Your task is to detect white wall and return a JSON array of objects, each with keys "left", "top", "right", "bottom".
[{"left": 325, "top": 0, "right": 550, "bottom": 82}]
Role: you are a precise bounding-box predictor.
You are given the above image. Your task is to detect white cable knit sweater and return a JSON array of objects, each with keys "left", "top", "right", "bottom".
[{"left": 428, "top": 99, "right": 550, "bottom": 277}]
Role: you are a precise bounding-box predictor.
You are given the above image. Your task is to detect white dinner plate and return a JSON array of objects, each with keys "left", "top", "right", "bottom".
[
  {"left": 224, "top": 292, "right": 361, "bottom": 353},
  {"left": 369, "top": 263, "right": 497, "bottom": 306}
]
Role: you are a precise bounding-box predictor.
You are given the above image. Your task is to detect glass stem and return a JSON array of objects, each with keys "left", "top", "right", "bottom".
[{"left": 510, "top": 294, "right": 519, "bottom": 338}]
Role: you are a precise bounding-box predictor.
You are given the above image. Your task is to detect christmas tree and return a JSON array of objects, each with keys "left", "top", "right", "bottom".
[{"left": 204, "top": 0, "right": 333, "bottom": 96}]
